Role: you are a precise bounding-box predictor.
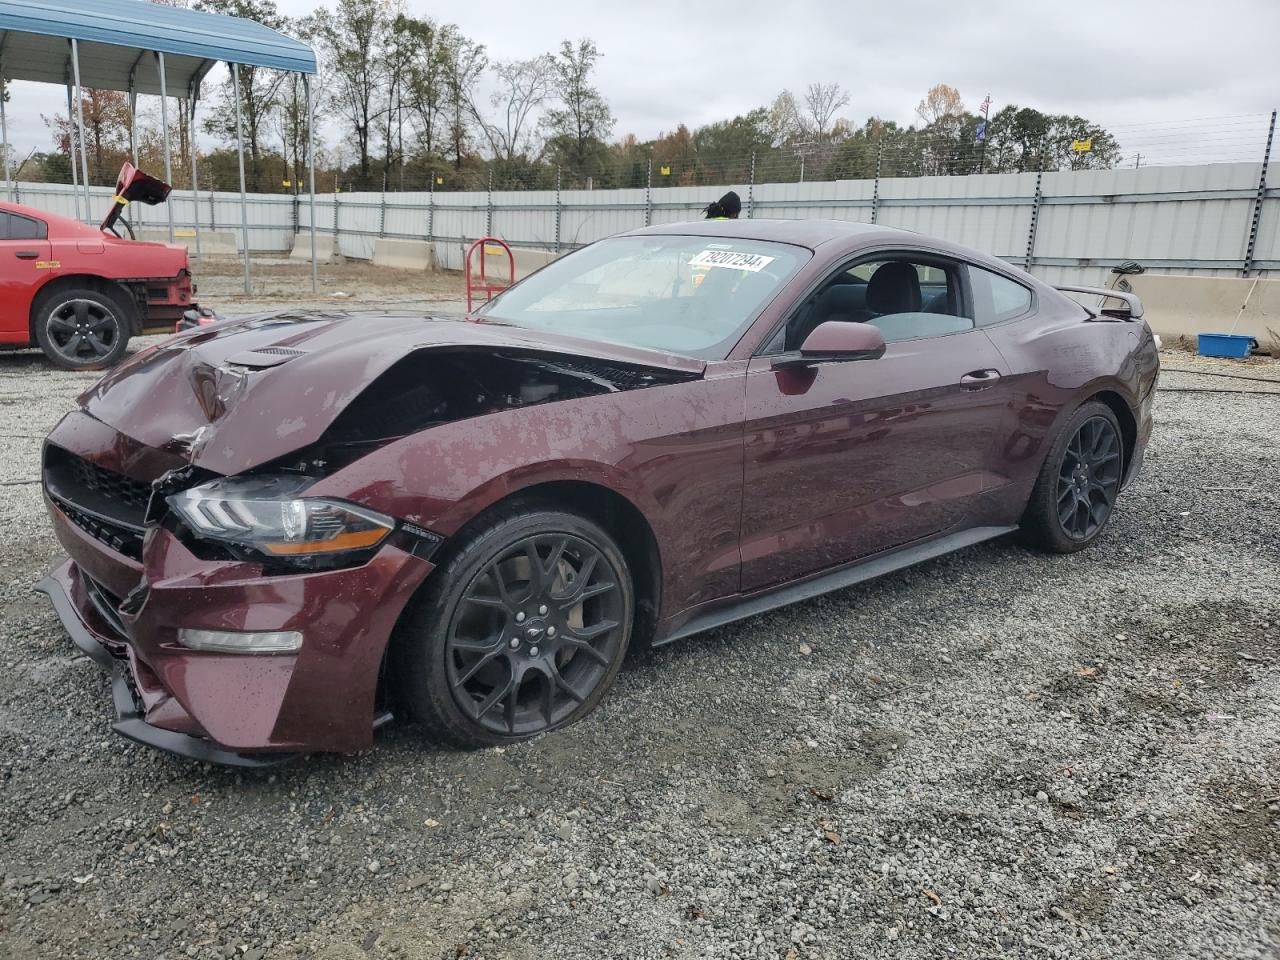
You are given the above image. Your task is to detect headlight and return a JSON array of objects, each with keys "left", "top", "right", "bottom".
[{"left": 167, "top": 474, "right": 394, "bottom": 558}]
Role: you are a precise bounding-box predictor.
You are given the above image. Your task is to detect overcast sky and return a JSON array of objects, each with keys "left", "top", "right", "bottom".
[{"left": 4, "top": 0, "right": 1278, "bottom": 164}]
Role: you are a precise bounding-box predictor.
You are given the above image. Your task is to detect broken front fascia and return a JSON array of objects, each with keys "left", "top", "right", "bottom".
[
  {"left": 127, "top": 347, "right": 697, "bottom": 569},
  {"left": 262, "top": 348, "right": 701, "bottom": 477}
]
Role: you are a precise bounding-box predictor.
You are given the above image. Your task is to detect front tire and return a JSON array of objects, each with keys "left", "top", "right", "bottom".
[
  {"left": 1020, "top": 400, "right": 1124, "bottom": 553},
  {"left": 392, "top": 505, "right": 634, "bottom": 749},
  {"left": 34, "top": 287, "right": 132, "bottom": 370}
]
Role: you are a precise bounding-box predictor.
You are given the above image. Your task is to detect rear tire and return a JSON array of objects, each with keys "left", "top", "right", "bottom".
[
  {"left": 391, "top": 505, "right": 634, "bottom": 749},
  {"left": 1019, "top": 400, "right": 1125, "bottom": 554},
  {"left": 34, "top": 286, "right": 132, "bottom": 371}
]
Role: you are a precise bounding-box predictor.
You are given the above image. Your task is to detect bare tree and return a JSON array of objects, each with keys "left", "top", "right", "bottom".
[
  {"left": 398, "top": 17, "right": 449, "bottom": 161},
  {"left": 544, "top": 38, "right": 614, "bottom": 180},
  {"left": 441, "top": 33, "right": 486, "bottom": 170},
  {"left": 196, "top": 0, "right": 286, "bottom": 185},
  {"left": 470, "top": 55, "right": 554, "bottom": 163},
  {"left": 802, "top": 82, "right": 850, "bottom": 142},
  {"left": 768, "top": 90, "right": 804, "bottom": 145},
  {"left": 313, "top": 0, "right": 387, "bottom": 181},
  {"left": 915, "top": 83, "right": 964, "bottom": 125},
  {"left": 377, "top": 2, "right": 414, "bottom": 183}
]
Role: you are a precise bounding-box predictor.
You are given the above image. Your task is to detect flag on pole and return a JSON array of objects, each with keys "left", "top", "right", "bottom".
[{"left": 976, "top": 95, "right": 992, "bottom": 142}]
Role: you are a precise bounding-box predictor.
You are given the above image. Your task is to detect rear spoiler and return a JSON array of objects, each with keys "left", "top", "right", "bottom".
[{"left": 1054, "top": 284, "right": 1143, "bottom": 321}]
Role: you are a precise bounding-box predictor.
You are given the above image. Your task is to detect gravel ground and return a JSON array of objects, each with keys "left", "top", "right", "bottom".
[{"left": 1, "top": 340, "right": 1278, "bottom": 960}]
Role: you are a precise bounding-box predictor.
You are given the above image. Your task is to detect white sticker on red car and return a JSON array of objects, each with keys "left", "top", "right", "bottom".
[{"left": 688, "top": 249, "right": 775, "bottom": 272}]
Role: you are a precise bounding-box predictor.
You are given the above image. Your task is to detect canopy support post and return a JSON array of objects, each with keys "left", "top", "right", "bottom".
[
  {"left": 70, "top": 39, "right": 91, "bottom": 221},
  {"left": 231, "top": 63, "right": 251, "bottom": 293},
  {"left": 155, "top": 52, "right": 174, "bottom": 243},
  {"left": 0, "top": 42, "right": 12, "bottom": 203},
  {"left": 127, "top": 56, "right": 141, "bottom": 165},
  {"left": 188, "top": 76, "right": 202, "bottom": 261},
  {"left": 63, "top": 71, "right": 81, "bottom": 222},
  {"left": 128, "top": 84, "right": 137, "bottom": 163},
  {"left": 305, "top": 73, "right": 318, "bottom": 294}
]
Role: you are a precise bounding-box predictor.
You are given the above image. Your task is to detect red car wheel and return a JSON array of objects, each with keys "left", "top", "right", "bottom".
[{"left": 34, "top": 288, "right": 131, "bottom": 371}]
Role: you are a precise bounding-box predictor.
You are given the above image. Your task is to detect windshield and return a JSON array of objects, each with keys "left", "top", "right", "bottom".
[{"left": 477, "top": 235, "right": 807, "bottom": 359}]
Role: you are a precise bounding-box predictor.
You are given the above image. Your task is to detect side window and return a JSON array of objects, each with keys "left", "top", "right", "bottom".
[
  {"left": 969, "top": 265, "right": 1032, "bottom": 326},
  {"left": 778, "top": 255, "right": 974, "bottom": 350},
  {"left": 0, "top": 212, "right": 47, "bottom": 241}
]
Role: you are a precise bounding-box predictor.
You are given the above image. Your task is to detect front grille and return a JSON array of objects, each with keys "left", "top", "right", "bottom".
[
  {"left": 44, "top": 446, "right": 151, "bottom": 559},
  {"left": 56, "top": 498, "right": 145, "bottom": 560},
  {"left": 61, "top": 453, "right": 152, "bottom": 512}
]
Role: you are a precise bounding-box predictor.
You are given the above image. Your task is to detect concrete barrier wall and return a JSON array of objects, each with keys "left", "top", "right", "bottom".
[
  {"left": 372, "top": 238, "right": 434, "bottom": 271},
  {"left": 136, "top": 229, "right": 238, "bottom": 255},
  {"left": 1121, "top": 274, "right": 1280, "bottom": 344},
  {"left": 289, "top": 232, "right": 337, "bottom": 263}
]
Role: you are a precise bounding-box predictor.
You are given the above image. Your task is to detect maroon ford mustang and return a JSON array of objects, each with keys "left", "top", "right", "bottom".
[{"left": 37, "top": 219, "right": 1158, "bottom": 765}]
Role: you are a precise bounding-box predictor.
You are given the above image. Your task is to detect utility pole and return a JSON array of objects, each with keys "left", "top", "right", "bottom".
[
  {"left": 794, "top": 141, "right": 814, "bottom": 183},
  {"left": 1134, "top": 153, "right": 1142, "bottom": 169},
  {"left": 977, "top": 94, "right": 991, "bottom": 174}
]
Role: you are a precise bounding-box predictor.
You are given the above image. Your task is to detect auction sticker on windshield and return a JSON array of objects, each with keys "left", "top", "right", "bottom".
[{"left": 688, "top": 249, "right": 776, "bottom": 272}]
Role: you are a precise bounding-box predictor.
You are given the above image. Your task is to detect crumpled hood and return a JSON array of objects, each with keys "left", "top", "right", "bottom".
[{"left": 80, "top": 311, "right": 705, "bottom": 476}]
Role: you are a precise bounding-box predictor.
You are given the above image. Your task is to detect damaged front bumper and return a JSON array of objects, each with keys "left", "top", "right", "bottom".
[
  {"left": 36, "top": 533, "right": 431, "bottom": 763},
  {"left": 38, "top": 501, "right": 435, "bottom": 766},
  {"left": 37, "top": 565, "right": 297, "bottom": 768}
]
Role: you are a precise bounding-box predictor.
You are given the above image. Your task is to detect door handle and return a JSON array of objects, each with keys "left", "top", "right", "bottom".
[
  {"left": 14, "top": 250, "right": 40, "bottom": 260},
  {"left": 960, "top": 369, "right": 1001, "bottom": 390}
]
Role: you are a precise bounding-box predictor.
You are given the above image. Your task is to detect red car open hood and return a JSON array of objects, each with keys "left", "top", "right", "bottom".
[{"left": 78, "top": 312, "right": 706, "bottom": 475}]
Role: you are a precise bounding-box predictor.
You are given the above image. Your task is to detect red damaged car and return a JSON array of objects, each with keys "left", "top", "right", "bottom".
[
  {"left": 1, "top": 164, "right": 196, "bottom": 369},
  {"left": 37, "top": 219, "right": 1157, "bottom": 765}
]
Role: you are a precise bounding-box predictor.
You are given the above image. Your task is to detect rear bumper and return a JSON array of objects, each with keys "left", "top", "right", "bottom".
[
  {"left": 1123, "top": 381, "right": 1155, "bottom": 490},
  {"left": 133, "top": 270, "right": 196, "bottom": 332}
]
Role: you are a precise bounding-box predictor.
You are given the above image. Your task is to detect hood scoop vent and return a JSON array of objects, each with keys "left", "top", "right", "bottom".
[{"left": 224, "top": 347, "right": 308, "bottom": 369}]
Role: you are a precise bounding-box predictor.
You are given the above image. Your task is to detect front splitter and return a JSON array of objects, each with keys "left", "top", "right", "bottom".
[{"left": 36, "top": 572, "right": 299, "bottom": 769}]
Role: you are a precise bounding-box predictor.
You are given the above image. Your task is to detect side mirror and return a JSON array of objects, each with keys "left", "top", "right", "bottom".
[{"left": 771, "top": 321, "right": 886, "bottom": 369}]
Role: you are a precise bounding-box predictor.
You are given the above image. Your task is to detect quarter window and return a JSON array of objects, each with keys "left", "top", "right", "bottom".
[
  {"left": 970, "top": 266, "right": 1032, "bottom": 326},
  {"left": 0, "top": 211, "right": 48, "bottom": 240}
]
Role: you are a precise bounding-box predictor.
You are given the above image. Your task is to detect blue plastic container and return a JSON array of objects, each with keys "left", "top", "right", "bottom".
[{"left": 1198, "top": 333, "right": 1256, "bottom": 359}]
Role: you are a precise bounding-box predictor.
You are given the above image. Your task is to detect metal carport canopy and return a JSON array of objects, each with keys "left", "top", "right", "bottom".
[
  {"left": 0, "top": 0, "right": 316, "bottom": 94},
  {"left": 0, "top": 0, "right": 320, "bottom": 296}
]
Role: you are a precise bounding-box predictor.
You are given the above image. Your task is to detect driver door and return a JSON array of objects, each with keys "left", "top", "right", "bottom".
[
  {"left": 738, "top": 254, "right": 1009, "bottom": 591},
  {"left": 0, "top": 211, "right": 51, "bottom": 338}
]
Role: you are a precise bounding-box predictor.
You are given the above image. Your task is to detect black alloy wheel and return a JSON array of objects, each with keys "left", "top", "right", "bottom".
[
  {"left": 1020, "top": 399, "right": 1126, "bottom": 554},
  {"left": 446, "top": 532, "right": 625, "bottom": 736},
  {"left": 393, "top": 507, "right": 634, "bottom": 748},
  {"left": 35, "top": 288, "right": 131, "bottom": 370},
  {"left": 1056, "top": 415, "right": 1122, "bottom": 540}
]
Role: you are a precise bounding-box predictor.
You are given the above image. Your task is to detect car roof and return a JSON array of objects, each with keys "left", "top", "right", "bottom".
[
  {"left": 0, "top": 200, "right": 101, "bottom": 236},
  {"left": 621, "top": 217, "right": 917, "bottom": 250}
]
